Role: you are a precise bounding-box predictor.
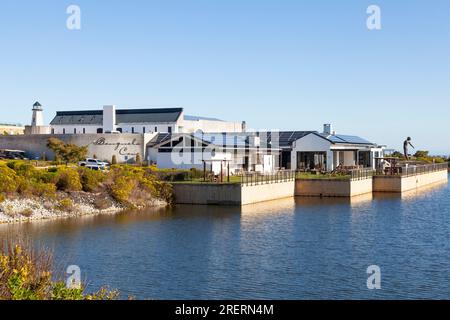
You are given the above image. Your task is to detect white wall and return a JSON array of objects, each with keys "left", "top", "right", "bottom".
[
  {"left": 291, "top": 134, "right": 333, "bottom": 171},
  {"left": 32, "top": 110, "right": 44, "bottom": 126},
  {"left": 103, "top": 105, "right": 116, "bottom": 133},
  {"left": 117, "top": 122, "right": 177, "bottom": 134},
  {"left": 51, "top": 125, "right": 100, "bottom": 134}
]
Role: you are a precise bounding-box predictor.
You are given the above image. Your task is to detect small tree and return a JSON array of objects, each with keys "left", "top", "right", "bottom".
[
  {"left": 414, "top": 150, "right": 429, "bottom": 158},
  {"left": 391, "top": 151, "right": 404, "bottom": 159},
  {"left": 46, "top": 138, "right": 88, "bottom": 165},
  {"left": 135, "top": 153, "right": 142, "bottom": 166},
  {"left": 111, "top": 155, "right": 117, "bottom": 165}
]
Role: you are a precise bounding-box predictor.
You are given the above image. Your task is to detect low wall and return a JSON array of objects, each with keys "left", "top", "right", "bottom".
[
  {"left": 172, "top": 180, "right": 295, "bottom": 206},
  {"left": 173, "top": 184, "right": 242, "bottom": 205},
  {"left": 295, "top": 178, "right": 373, "bottom": 197},
  {"left": 373, "top": 170, "right": 448, "bottom": 193},
  {"left": 241, "top": 181, "right": 295, "bottom": 205}
]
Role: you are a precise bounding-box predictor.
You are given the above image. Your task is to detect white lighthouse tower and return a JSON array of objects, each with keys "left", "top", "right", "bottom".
[
  {"left": 25, "top": 101, "right": 51, "bottom": 135},
  {"left": 31, "top": 101, "right": 44, "bottom": 126}
]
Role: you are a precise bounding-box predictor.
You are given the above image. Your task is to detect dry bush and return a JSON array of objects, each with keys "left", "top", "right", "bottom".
[
  {"left": 55, "top": 199, "right": 74, "bottom": 212},
  {"left": 93, "top": 197, "right": 113, "bottom": 210}
]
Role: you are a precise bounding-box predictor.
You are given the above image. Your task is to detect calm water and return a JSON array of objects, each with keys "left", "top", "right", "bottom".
[{"left": 1, "top": 177, "right": 450, "bottom": 299}]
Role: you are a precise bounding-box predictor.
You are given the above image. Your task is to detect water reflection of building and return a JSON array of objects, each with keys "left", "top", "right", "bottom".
[{"left": 241, "top": 198, "right": 296, "bottom": 218}]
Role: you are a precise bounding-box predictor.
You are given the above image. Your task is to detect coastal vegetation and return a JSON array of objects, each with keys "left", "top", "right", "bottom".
[
  {"left": 0, "top": 159, "right": 173, "bottom": 223},
  {"left": 0, "top": 239, "right": 118, "bottom": 300}
]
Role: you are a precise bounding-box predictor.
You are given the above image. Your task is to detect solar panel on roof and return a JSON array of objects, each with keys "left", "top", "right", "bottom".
[{"left": 321, "top": 133, "right": 374, "bottom": 145}]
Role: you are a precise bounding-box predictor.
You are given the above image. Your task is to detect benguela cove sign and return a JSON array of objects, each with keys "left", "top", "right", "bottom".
[{"left": 91, "top": 137, "right": 141, "bottom": 156}]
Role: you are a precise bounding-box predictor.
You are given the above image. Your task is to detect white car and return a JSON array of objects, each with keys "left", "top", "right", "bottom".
[{"left": 78, "top": 158, "right": 108, "bottom": 170}]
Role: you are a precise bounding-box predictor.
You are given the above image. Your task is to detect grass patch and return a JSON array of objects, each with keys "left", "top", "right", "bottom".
[{"left": 296, "top": 172, "right": 351, "bottom": 180}]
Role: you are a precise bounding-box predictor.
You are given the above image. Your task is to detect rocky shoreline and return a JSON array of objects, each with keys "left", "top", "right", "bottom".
[{"left": 0, "top": 192, "right": 167, "bottom": 224}]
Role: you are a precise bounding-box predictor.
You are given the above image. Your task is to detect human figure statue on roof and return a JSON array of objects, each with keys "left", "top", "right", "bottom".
[{"left": 403, "top": 137, "right": 415, "bottom": 160}]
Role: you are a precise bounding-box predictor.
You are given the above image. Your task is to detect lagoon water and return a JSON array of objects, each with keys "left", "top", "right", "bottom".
[{"left": 1, "top": 177, "right": 450, "bottom": 299}]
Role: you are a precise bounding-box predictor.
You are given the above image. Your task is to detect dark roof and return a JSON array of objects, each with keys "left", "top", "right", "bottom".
[
  {"left": 33, "top": 101, "right": 42, "bottom": 107},
  {"left": 50, "top": 108, "right": 183, "bottom": 125},
  {"left": 319, "top": 133, "right": 375, "bottom": 145},
  {"left": 147, "top": 133, "right": 172, "bottom": 147},
  {"left": 268, "top": 131, "right": 317, "bottom": 148},
  {"left": 148, "top": 132, "right": 280, "bottom": 149}
]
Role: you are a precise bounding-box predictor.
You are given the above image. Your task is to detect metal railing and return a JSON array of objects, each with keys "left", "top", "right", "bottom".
[
  {"left": 376, "top": 162, "right": 448, "bottom": 177},
  {"left": 350, "top": 168, "right": 375, "bottom": 181},
  {"left": 399, "top": 163, "right": 448, "bottom": 177},
  {"left": 240, "top": 170, "right": 296, "bottom": 186},
  {"left": 295, "top": 168, "right": 375, "bottom": 181}
]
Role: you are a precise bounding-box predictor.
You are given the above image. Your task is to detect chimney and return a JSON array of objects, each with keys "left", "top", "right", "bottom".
[
  {"left": 103, "top": 105, "right": 117, "bottom": 133},
  {"left": 241, "top": 121, "right": 247, "bottom": 132},
  {"left": 323, "top": 124, "right": 333, "bottom": 135}
]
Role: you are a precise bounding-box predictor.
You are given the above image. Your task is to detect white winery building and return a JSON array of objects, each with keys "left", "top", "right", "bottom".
[{"left": 48, "top": 105, "right": 245, "bottom": 135}]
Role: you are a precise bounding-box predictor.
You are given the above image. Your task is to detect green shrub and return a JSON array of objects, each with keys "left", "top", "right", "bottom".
[
  {"left": 0, "top": 194, "right": 5, "bottom": 203},
  {"left": 56, "top": 168, "right": 82, "bottom": 192},
  {"left": 11, "top": 162, "right": 37, "bottom": 179},
  {"left": 0, "top": 165, "right": 18, "bottom": 194},
  {"left": 78, "top": 168, "right": 105, "bottom": 192},
  {"left": 39, "top": 170, "right": 58, "bottom": 184},
  {"left": 32, "top": 182, "right": 57, "bottom": 199},
  {"left": 110, "top": 176, "right": 136, "bottom": 205}
]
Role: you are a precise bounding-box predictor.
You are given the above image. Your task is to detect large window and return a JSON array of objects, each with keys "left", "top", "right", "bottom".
[
  {"left": 297, "top": 152, "right": 327, "bottom": 171},
  {"left": 358, "top": 151, "right": 371, "bottom": 168}
]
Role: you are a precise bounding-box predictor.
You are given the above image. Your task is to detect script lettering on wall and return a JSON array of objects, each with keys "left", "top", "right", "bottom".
[{"left": 91, "top": 137, "right": 141, "bottom": 156}]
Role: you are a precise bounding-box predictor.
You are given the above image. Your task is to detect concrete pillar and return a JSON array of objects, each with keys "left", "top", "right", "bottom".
[{"left": 327, "top": 150, "right": 334, "bottom": 171}]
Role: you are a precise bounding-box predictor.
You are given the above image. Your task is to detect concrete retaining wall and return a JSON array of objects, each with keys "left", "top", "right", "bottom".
[
  {"left": 172, "top": 180, "right": 295, "bottom": 206},
  {"left": 373, "top": 170, "right": 448, "bottom": 192},
  {"left": 241, "top": 181, "right": 295, "bottom": 205},
  {"left": 295, "top": 178, "right": 373, "bottom": 197},
  {"left": 173, "top": 184, "right": 242, "bottom": 205}
]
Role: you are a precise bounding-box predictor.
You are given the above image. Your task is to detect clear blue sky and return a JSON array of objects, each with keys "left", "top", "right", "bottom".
[{"left": 0, "top": 0, "right": 449, "bottom": 154}]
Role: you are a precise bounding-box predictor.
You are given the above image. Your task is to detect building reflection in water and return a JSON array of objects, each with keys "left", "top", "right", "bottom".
[{"left": 373, "top": 181, "right": 448, "bottom": 202}]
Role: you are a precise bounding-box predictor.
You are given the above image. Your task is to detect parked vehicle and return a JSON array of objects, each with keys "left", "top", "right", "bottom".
[
  {"left": 0, "top": 149, "right": 28, "bottom": 160},
  {"left": 78, "top": 158, "right": 109, "bottom": 170}
]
